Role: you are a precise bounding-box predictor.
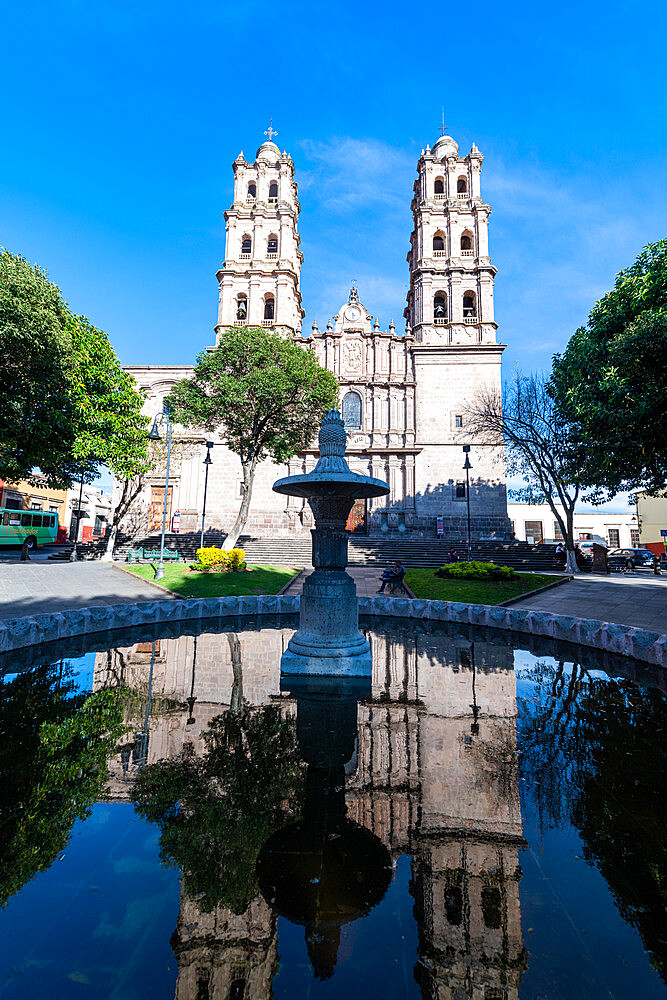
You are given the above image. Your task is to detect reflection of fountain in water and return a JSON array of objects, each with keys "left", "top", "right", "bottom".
[
  {"left": 257, "top": 675, "right": 392, "bottom": 979},
  {"left": 273, "top": 409, "right": 389, "bottom": 676}
]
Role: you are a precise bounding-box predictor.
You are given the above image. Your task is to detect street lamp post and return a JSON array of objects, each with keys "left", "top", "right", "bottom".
[
  {"left": 148, "top": 405, "right": 173, "bottom": 582},
  {"left": 463, "top": 445, "right": 472, "bottom": 563},
  {"left": 199, "top": 441, "right": 214, "bottom": 551},
  {"left": 69, "top": 468, "right": 87, "bottom": 562}
]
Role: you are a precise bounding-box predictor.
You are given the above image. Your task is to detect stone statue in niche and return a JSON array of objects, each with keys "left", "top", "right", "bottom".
[{"left": 344, "top": 340, "right": 363, "bottom": 373}]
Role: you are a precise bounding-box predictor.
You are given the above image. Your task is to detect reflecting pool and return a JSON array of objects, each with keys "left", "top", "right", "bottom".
[{"left": 0, "top": 618, "right": 664, "bottom": 999}]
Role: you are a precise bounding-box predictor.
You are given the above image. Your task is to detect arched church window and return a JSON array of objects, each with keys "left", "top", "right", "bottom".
[
  {"left": 461, "top": 232, "right": 473, "bottom": 251},
  {"left": 267, "top": 235, "right": 278, "bottom": 255},
  {"left": 264, "top": 295, "right": 275, "bottom": 320},
  {"left": 236, "top": 295, "right": 247, "bottom": 321},
  {"left": 269, "top": 181, "right": 278, "bottom": 200},
  {"left": 457, "top": 176, "right": 468, "bottom": 194},
  {"left": 342, "top": 391, "right": 362, "bottom": 429},
  {"left": 247, "top": 182, "right": 256, "bottom": 199},
  {"left": 463, "top": 291, "right": 476, "bottom": 317},
  {"left": 433, "top": 233, "right": 445, "bottom": 252},
  {"left": 241, "top": 236, "right": 252, "bottom": 255},
  {"left": 434, "top": 293, "right": 447, "bottom": 322},
  {"left": 434, "top": 177, "right": 444, "bottom": 194},
  {"left": 481, "top": 886, "right": 502, "bottom": 929}
]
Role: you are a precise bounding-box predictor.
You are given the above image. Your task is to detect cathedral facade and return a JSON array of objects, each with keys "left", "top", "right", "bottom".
[{"left": 125, "top": 129, "right": 510, "bottom": 541}]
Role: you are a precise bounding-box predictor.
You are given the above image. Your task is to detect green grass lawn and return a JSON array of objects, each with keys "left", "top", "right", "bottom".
[
  {"left": 405, "top": 568, "right": 565, "bottom": 605},
  {"left": 122, "top": 562, "right": 298, "bottom": 598}
]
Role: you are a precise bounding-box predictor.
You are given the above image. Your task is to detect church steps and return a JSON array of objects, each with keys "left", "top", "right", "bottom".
[{"left": 110, "top": 532, "right": 559, "bottom": 571}]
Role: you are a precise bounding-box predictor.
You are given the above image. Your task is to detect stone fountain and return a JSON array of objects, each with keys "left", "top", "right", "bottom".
[{"left": 273, "top": 409, "right": 389, "bottom": 676}]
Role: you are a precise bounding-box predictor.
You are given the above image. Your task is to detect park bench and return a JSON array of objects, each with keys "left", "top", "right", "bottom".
[{"left": 127, "top": 546, "right": 181, "bottom": 564}]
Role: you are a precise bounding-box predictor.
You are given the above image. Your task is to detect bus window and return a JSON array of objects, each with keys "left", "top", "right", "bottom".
[
  {"left": 2, "top": 513, "right": 7, "bottom": 525},
  {"left": 20, "top": 513, "right": 32, "bottom": 527},
  {"left": 33, "top": 514, "right": 43, "bottom": 527},
  {"left": 9, "top": 514, "right": 20, "bottom": 526}
]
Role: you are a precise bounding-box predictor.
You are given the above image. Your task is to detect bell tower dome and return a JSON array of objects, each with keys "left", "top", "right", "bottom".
[{"left": 215, "top": 124, "right": 305, "bottom": 340}]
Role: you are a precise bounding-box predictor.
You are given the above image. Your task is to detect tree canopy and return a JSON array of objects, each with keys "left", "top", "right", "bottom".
[
  {"left": 0, "top": 249, "right": 148, "bottom": 488},
  {"left": 166, "top": 325, "right": 339, "bottom": 547},
  {"left": 551, "top": 239, "right": 667, "bottom": 498}
]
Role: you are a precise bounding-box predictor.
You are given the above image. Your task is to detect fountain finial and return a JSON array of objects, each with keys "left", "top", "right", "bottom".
[{"left": 318, "top": 409, "right": 346, "bottom": 457}]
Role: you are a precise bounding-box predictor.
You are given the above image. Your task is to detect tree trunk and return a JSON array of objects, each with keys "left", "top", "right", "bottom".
[
  {"left": 222, "top": 459, "right": 257, "bottom": 550},
  {"left": 564, "top": 507, "right": 579, "bottom": 574}
]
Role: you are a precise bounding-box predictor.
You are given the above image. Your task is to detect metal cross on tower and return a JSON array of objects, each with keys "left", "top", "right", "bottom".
[
  {"left": 264, "top": 120, "right": 278, "bottom": 142},
  {"left": 439, "top": 107, "right": 447, "bottom": 136}
]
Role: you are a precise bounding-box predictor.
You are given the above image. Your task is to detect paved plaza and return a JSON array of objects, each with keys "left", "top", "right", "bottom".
[
  {"left": 511, "top": 570, "right": 667, "bottom": 633},
  {"left": 0, "top": 561, "right": 171, "bottom": 619}
]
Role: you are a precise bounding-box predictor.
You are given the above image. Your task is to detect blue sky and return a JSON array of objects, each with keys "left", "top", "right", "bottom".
[{"left": 2, "top": 1, "right": 666, "bottom": 503}]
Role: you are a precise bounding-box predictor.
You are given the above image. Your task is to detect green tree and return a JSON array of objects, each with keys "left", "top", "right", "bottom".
[
  {"left": 0, "top": 661, "right": 125, "bottom": 905},
  {"left": 551, "top": 240, "right": 667, "bottom": 498},
  {"left": 0, "top": 249, "right": 148, "bottom": 488},
  {"left": 166, "top": 325, "right": 339, "bottom": 549},
  {"left": 131, "top": 704, "right": 304, "bottom": 914}
]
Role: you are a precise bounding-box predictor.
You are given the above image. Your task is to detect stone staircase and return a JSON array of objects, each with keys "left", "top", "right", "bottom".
[{"left": 107, "top": 531, "right": 559, "bottom": 572}]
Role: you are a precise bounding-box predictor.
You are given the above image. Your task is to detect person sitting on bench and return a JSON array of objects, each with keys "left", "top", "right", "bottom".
[{"left": 377, "top": 560, "right": 406, "bottom": 594}]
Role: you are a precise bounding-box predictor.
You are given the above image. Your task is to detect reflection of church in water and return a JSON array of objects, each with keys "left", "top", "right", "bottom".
[
  {"left": 125, "top": 126, "right": 509, "bottom": 541},
  {"left": 96, "top": 626, "right": 526, "bottom": 999}
]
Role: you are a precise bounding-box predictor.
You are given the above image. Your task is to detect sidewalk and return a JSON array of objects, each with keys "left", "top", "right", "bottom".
[
  {"left": 509, "top": 571, "right": 667, "bottom": 633},
  {"left": 0, "top": 562, "right": 172, "bottom": 620}
]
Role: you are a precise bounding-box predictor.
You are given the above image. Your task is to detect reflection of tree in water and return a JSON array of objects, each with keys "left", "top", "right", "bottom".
[
  {"left": 0, "top": 661, "right": 125, "bottom": 906},
  {"left": 468, "top": 720, "right": 520, "bottom": 810},
  {"left": 518, "top": 659, "right": 667, "bottom": 981},
  {"left": 131, "top": 704, "right": 304, "bottom": 914}
]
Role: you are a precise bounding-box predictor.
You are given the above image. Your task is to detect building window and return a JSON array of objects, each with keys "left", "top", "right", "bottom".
[
  {"left": 268, "top": 181, "right": 278, "bottom": 200},
  {"left": 463, "top": 292, "right": 476, "bottom": 318},
  {"left": 30, "top": 501, "right": 42, "bottom": 510},
  {"left": 241, "top": 236, "right": 252, "bottom": 255},
  {"left": 433, "top": 233, "right": 445, "bottom": 252},
  {"left": 247, "top": 182, "right": 256, "bottom": 199},
  {"left": 434, "top": 177, "right": 444, "bottom": 194},
  {"left": 264, "top": 296, "right": 275, "bottom": 320},
  {"left": 94, "top": 515, "right": 104, "bottom": 535},
  {"left": 454, "top": 414, "right": 463, "bottom": 428},
  {"left": 630, "top": 528, "right": 640, "bottom": 546},
  {"left": 460, "top": 232, "right": 473, "bottom": 251},
  {"left": 434, "top": 293, "right": 447, "bottom": 322},
  {"left": 267, "top": 235, "right": 278, "bottom": 254},
  {"left": 481, "top": 885, "right": 502, "bottom": 928},
  {"left": 444, "top": 882, "right": 462, "bottom": 925},
  {"left": 607, "top": 528, "right": 620, "bottom": 548},
  {"left": 49, "top": 505, "right": 59, "bottom": 513},
  {"left": 553, "top": 520, "right": 564, "bottom": 541},
  {"left": 525, "top": 520, "right": 543, "bottom": 544},
  {"left": 236, "top": 295, "right": 247, "bottom": 320},
  {"left": 342, "top": 391, "right": 362, "bottom": 429},
  {"left": 454, "top": 482, "right": 466, "bottom": 500},
  {"left": 457, "top": 176, "right": 467, "bottom": 193}
]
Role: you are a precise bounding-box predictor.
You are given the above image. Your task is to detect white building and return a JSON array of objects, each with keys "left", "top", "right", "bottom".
[
  {"left": 507, "top": 502, "right": 639, "bottom": 548},
  {"left": 123, "top": 129, "right": 510, "bottom": 543}
]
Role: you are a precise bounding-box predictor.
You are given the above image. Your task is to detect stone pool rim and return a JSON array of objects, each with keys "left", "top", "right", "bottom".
[{"left": 0, "top": 594, "right": 664, "bottom": 667}]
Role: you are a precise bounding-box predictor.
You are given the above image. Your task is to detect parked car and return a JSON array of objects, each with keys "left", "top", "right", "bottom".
[{"left": 607, "top": 547, "right": 656, "bottom": 571}]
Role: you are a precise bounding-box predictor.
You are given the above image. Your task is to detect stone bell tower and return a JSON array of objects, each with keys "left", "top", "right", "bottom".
[
  {"left": 405, "top": 126, "right": 510, "bottom": 540},
  {"left": 216, "top": 124, "right": 305, "bottom": 339}
]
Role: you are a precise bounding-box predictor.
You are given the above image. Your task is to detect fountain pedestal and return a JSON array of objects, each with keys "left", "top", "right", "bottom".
[{"left": 273, "top": 410, "right": 389, "bottom": 677}]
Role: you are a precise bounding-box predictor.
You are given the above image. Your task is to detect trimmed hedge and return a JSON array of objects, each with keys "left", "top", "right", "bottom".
[
  {"left": 435, "top": 560, "right": 517, "bottom": 580},
  {"left": 194, "top": 546, "right": 246, "bottom": 572}
]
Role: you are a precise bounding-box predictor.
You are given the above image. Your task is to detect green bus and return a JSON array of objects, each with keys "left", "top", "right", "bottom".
[{"left": 0, "top": 508, "right": 59, "bottom": 549}]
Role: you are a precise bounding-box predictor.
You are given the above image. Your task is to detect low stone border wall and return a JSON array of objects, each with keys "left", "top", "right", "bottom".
[{"left": 0, "top": 594, "right": 664, "bottom": 667}]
